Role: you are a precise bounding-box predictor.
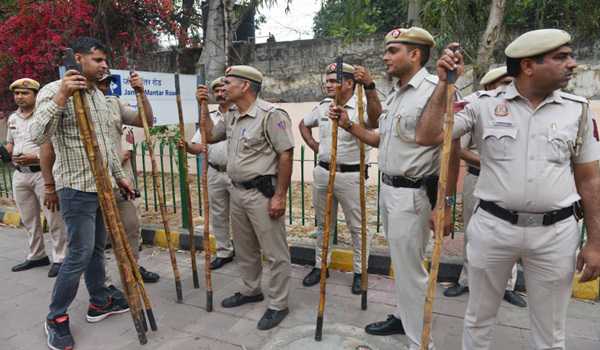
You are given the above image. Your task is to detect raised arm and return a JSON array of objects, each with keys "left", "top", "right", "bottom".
[
  {"left": 354, "top": 66, "right": 383, "bottom": 127},
  {"left": 416, "top": 44, "right": 464, "bottom": 146},
  {"left": 329, "top": 105, "right": 380, "bottom": 147}
]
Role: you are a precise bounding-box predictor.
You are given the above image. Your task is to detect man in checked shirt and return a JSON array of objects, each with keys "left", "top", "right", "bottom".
[{"left": 29, "top": 37, "right": 135, "bottom": 350}]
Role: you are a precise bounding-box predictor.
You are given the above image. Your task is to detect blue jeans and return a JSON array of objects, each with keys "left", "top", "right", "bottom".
[{"left": 48, "top": 188, "right": 111, "bottom": 319}]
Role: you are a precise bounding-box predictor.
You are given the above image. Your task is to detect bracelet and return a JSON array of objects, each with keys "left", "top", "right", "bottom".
[
  {"left": 342, "top": 120, "right": 354, "bottom": 131},
  {"left": 445, "top": 195, "right": 455, "bottom": 207}
]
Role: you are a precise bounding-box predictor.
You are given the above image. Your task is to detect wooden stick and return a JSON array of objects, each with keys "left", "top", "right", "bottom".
[
  {"left": 197, "top": 69, "right": 213, "bottom": 312},
  {"left": 419, "top": 67, "right": 458, "bottom": 350},
  {"left": 356, "top": 84, "right": 368, "bottom": 310},
  {"left": 135, "top": 87, "right": 184, "bottom": 303},
  {"left": 315, "top": 56, "right": 343, "bottom": 342},
  {"left": 71, "top": 88, "right": 147, "bottom": 344},
  {"left": 175, "top": 73, "right": 200, "bottom": 289}
]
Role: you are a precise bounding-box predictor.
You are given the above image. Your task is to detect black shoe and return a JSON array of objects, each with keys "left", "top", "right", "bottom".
[
  {"left": 139, "top": 266, "right": 160, "bottom": 283},
  {"left": 503, "top": 290, "right": 527, "bottom": 308},
  {"left": 257, "top": 308, "right": 289, "bottom": 330},
  {"left": 45, "top": 314, "right": 74, "bottom": 350},
  {"left": 221, "top": 292, "right": 264, "bottom": 308},
  {"left": 11, "top": 256, "right": 50, "bottom": 272},
  {"left": 302, "top": 267, "right": 328, "bottom": 287},
  {"left": 48, "top": 263, "right": 62, "bottom": 278},
  {"left": 365, "top": 315, "right": 406, "bottom": 336},
  {"left": 352, "top": 273, "right": 362, "bottom": 295},
  {"left": 210, "top": 256, "right": 234, "bottom": 270},
  {"left": 444, "top": 284, "right": 469, "bottom": 297},
  {"left": 86, "top": 297, "right": 130, "bottom": 323}
]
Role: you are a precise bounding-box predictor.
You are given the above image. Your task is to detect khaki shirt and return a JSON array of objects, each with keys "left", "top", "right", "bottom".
[
  {"left": 192, "top": 109, "right": 228, "bottom": 167},
  {"left": 453, "top": 82, "right": 600, "bottom": 212},
  {"left": 379, "top": 67, "right": 440, "bottom": 177},
  {"left": 107, "top": 96, "right": 138, "bottom": 180},
  {"left": 303, "top": 95, "right": 370, "bottom": 164},
  {"left": 212, "top": 98, "right": 294, "bottom": 183},
  {"left": 7, "top": 110, "right": 40, "bottom": 165},
  {"left": 460, "top": 93, "right": 481, "bottom": 168}
]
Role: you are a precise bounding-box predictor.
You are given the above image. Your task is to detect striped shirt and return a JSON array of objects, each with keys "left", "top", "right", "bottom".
[{"left": 29, "top": 80, "right": 125, "bottom": 193}]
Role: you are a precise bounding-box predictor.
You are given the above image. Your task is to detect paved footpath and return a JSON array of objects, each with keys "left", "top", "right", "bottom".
[{"left": 1, "top": 225, "right": 599, "bottom": 350}]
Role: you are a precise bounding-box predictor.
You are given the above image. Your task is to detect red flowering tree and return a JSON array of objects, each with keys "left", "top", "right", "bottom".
[{"left": 0, "top": 0, "right": 95, "bottom": 111}]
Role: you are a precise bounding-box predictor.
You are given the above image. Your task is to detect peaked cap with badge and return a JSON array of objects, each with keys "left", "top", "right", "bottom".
[
  {"left": 225, "top": 65, "right": 263, "bottom": 84},
  {"left": 9, "top": 78, "right": 40, "bottom": 92},
  {"left": 384, "top": 27, "right": 435, "bottom": 48}
]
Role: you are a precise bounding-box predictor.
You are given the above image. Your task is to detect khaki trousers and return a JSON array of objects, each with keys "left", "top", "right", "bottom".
[
  {"left": 229, "top": 185, "right": 290, "bottom": 310},
  {"left": 105, "top": 191, "right": 141, "bottom": 286},
  {"left": 459, "top": 172, "right": 517, "bottom": 290},
  {"left": 312, "top": 165, "right": 371, "bottom": 273},
  {"left": 12, "top": 171, "right": 67, "bottom": 263},
  {"left": 463, "top": 209, "right": 579, "bottom": 350},
  {"left": 207, "top": 166, "right": 234, "bottom": 258},
  {"left": 381, "top": 183, "right": 435, "bottom": 350}
]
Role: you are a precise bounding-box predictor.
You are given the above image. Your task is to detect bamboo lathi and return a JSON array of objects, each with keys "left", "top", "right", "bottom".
[
  {"left": 356, "top": 84, "right": 368, "bottom": 311},
  {"left": 196, "top": 70, "right": 214, "bottom": 312},
  {"left": 315, "top": 56, "right": 344, "bottom": 342},
  {"left": 174, "top": 73, "right": 200, "bottom": 289},
  {"left": 419, "top": 65, "right": 458, "bottom": 350},
  {"left": 134, "top": 85, "right": 184, "bottom": 303}
]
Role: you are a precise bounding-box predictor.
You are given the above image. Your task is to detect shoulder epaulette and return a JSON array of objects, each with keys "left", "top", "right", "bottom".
[
  {"left": 559, "top": 91, "right": 589, "bottom": 104},
  {"left": 425, "top": 74, "right": 439, "bottom": 85},
  {"left": 319, "top": 97, "right": 333, "bottom": 105}
]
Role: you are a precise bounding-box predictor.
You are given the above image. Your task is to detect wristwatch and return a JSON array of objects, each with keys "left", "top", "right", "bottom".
[{"left": 364, "top": 82, "right": 376, "bottom": 90}]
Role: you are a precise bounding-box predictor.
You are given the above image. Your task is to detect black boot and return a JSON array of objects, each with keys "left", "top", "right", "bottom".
[
  {"left": 257, "top": 308, "right": 289, "bottom": 330},
  {"left": 503, "top": 290, "right": 527, "bottom": 308},
  {"left": 352, "top": 273, "right": 362, "bottom": 295},
  {"left": 365, "top": 315, "right": 405, "bottom": 335},
  {"left": 11, "top": 256, "right": 50, "bottom": 272},
  {"left": 444, "top": 283, "right": 469, "bottom": 297},
  {"left": 302, "top": 267, "right": 328, "bottom": 287},
  {"left": 210, "top": 256, "right": 234, "bottom": 270}
]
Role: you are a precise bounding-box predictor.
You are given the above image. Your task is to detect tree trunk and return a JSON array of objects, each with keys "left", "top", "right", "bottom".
[
  {"left": 473, "top": 0, "right": 506, "bottom": 90},
  {"left": 407, "top": 0, "right": 422, "bottom": 26},
  {"left": 197, "top": 0, "right": 227, "bottom": 80}
]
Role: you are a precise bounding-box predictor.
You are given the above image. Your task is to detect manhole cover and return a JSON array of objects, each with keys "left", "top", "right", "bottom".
[{"left": 261, "top": 324, "right": 407, "bottom": 350}]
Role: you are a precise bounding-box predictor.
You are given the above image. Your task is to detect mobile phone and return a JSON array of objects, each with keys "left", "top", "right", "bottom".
[{"left": 62, "top": 48, "right": 82, "bottom": 73}]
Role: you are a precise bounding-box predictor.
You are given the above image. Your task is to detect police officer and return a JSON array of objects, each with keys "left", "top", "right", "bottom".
[
  {"left": 299, "top": 62, "right": 380, "bottom": 294},
  {"left": 7, "top": 78, "right": 67, "bottom": 278},
  {"left": 186, "top": 76, "right": 235, "bottom": 270},
  {"left": 97, "top": 71, "right": 160, "bottom": 283},
  {"left": 329, "top": 27, "right": 455, "bottom": 350},
  {"left": 444, "top": 67, "right": 527, "bottom": 308},
  {"left": 416, "top": 29, "right": 600, "bottom": 350},
  {"left": 199, "top": 66, "right": 294, "bottom": 330}
]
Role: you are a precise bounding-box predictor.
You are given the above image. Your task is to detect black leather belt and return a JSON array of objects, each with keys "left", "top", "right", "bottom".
[
  {"left": 319, "top": 161, "right": 361, "bottom": 172},
  {"left": 381, "top": 173, "right": 423, "bottom": 188},
  {"left": 232, "top": 175, "right": 274, "bottom": 190},
  {"left": 15, "top": 165, "right": 41, "bottom": 173},
  {"left": 208, "top": 162, "right": 226, "bottom": 172},
  {"left": 479, "top": 199, "right": 575, "bottom": 226},
  {"left": 467, "top": 166, "right": 480, "bottom": 176}
]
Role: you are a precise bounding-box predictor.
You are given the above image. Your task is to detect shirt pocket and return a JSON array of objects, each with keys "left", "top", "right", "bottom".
[
  {"left": 394, "top": 107, "right": 421, "bottom": 142},
  {"left": 546, "top": 131, "right": 572, "bottom": 164},
  {"left": 482, "top": 128, "right": 518, "bottom": 161},
  {"left": 240, "top": 128, "right": 272, "bottom": 155}
]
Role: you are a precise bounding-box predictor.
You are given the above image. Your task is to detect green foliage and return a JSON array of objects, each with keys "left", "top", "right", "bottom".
[
  {"left": 149, "top": 125, "right": 181, "bottom": 143},
  {"left": 314, "top": 0, "right": 600, "bottom": 61},
  {"left": 313, "top": 0, "right": 407, "bottom": 40}
]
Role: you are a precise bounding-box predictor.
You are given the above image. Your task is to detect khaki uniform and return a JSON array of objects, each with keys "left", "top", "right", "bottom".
[
  {"left": 459, "top": 129, "right": 517, "bottom": 291},
  {"left": 191, "top": 109, "right": 234, "bottom": 258},
  {"left": 378, "top": 67, "right": 439, "bottom": 350},
  {"left": 7, "top": 110, "right": 67, "bottom": 263},
  {"left": 212, "top": 98, "right": 294, "bottom": 310},
  {"left": 304, "top": 95, "right": 372, "bottom": 272},
  {"left": 106, "top": 96, "right": 141, "bottom": 260},
  {"left": 452, "top": 82, "right": 600, "bottom": 350}
]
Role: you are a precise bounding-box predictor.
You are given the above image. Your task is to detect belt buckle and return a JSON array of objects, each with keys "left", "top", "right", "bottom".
[{"left": 516, "top": 213, "right": 544, "bottom": 226}]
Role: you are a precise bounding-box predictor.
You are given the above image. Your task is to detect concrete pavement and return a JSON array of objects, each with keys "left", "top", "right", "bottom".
[{"left": 1, "top": 225, "right": 599, "bottom": 350}]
